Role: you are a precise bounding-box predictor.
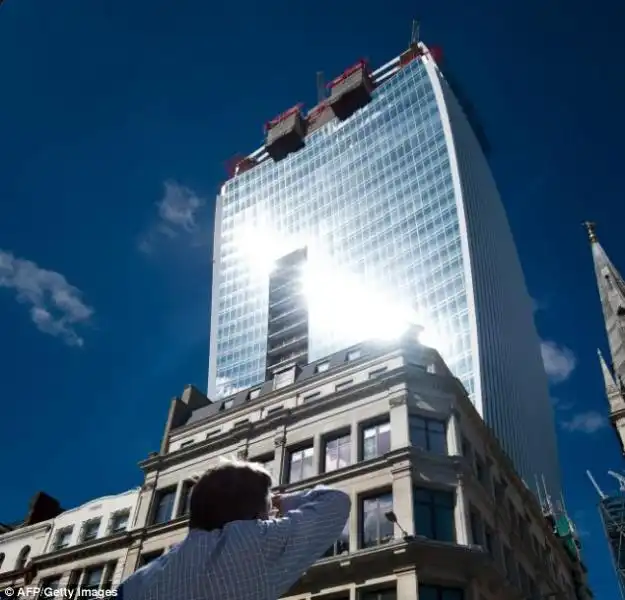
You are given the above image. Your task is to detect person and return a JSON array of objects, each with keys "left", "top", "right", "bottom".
[{"left": 117, "top": 458, "right": 351, "bottom": 600}]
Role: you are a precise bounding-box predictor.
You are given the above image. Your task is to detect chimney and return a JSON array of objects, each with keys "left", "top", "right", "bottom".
[{"left": 24, "top": 491, "right": 63, "bottom": 525}]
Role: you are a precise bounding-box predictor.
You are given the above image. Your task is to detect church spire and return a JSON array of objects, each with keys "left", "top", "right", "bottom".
[
  {"left": 587, "top": 223, "right": 625, "bottom": 455},
  {"left": 585, "top": 223, "right": 625, "bottom": 383}
]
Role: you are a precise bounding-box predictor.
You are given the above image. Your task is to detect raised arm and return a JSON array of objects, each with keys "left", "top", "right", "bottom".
[{"left": 259, "top": 486, "right": 351, "bottom": 596}]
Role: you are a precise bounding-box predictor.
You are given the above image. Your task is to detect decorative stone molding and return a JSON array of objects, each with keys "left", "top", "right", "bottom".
[{"left": 389, "top": 394, "right": 407, "bottom": 408}]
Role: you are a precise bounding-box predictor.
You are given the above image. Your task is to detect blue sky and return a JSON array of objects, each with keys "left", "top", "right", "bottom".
[{"left": 0, "top": 0, "right": 623, "bottom": 595}]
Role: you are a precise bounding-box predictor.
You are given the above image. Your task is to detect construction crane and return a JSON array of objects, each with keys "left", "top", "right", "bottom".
[{"left": 587, "top": 470, "right": 625, "bottom": 600}]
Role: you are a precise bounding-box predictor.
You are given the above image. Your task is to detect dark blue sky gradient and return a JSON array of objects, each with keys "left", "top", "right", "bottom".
[{"left": 0, "top": 0, "right": 623, "bottom": 596}]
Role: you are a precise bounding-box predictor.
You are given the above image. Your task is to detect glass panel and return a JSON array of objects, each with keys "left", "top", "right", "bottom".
[
  {"left": 111, "top": 512, "right": 129, "bottom": 532},
  {"left": 434, "top": 506, "right": 455, "bottom": 542},
  {"left": 362, "top": 494, "right": 393, "bottom": 547},
  {"left": 325, "top": 435, "right": 351, "bottom": 472},
  {"left": 290, "top": 447, "right": 314, "bottom": 482},
  {"left": 83, "top": 567, "right": 103, "bottom": 589},
  {"left": 154, "top": 490, "right": 175, "bottom": 524},
  {"left": 377, "top": 422, "right": 391, "bottom": 454}
]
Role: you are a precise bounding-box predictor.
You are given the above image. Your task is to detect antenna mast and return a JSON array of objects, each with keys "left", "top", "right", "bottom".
[{"left": 410, "top": 19, "right": 420, "bottom": 46}]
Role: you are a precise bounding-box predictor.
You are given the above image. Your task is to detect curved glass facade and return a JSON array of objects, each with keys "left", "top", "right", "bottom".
[
  {"left": 208, "top": 54, "right": 561, "bottom": 496},
  {"left": 213, "top": 59, "right": 472, "bottom": 397}
]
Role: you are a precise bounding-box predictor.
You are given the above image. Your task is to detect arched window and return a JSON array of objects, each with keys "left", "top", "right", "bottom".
[
  {"left": 15, "top": 545, "right": 30, "bottom": 570},
  {"left": 0, "top": 552, "right": 5, "bottom": 570}
]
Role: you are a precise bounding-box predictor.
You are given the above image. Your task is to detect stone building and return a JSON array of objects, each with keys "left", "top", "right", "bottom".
[
  {"left": 124, "top": 333, "right": 591, "bottom": 600},
  {"left": 0, "top": 489, "right": 139, "bottom": 593},
  {"left": 1, "top": 335, "right": 592, "bottom": 599}
]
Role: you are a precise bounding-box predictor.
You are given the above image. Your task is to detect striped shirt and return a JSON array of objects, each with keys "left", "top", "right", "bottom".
[{"left": 118, "top": 486, "right": 350, "bottom": 600}]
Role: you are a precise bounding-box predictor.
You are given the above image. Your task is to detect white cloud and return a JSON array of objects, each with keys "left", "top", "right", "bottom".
[
  {"left": 561, "top": 411, "right": 608, "bottom": 434},
  {"left": 0, "top": 251, "right": 93, "bottom": 346},
  {"left": 139, "top": 181, "right": 207, "bottom": 254},
  {"left": 551, "top": 396, "right": 574, "bottom": 412},
  {"left": 541, "top": 340, "right": 577, "bottom": 384}
]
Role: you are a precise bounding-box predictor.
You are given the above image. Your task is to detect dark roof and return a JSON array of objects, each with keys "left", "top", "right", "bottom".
[{"left": 179, "top": 330, "right": 439, "bottom": 430}]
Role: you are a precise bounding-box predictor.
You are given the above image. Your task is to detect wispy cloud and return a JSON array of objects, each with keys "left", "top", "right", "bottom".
[
  {"left": 561, "top": 411, "right": 608, "bottom": 434},
  {"left": 139, "top": 181, "right": 208, "bottom": 254},
  {"left": 541, "top": 340, "right": 577, "bottom": 384},
  {"left": 0, "top": 250, "right": 93, "bottom": 346},
  {"left": 551, "top": 396, "right": 574, "bottom": 412}
]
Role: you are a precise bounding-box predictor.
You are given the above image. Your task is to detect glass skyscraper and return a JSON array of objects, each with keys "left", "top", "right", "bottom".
[{"left": 208, "top": 45, "right": 561, "bottom": 497}]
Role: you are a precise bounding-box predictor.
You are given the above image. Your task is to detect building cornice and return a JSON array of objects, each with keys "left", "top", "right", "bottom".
[
  {"left": 0, "top": 521, "right": 53, "bottom": 543},
  {"left": 141, "top": 368, "right": 409, "bottom": 473},
  {"left": 32, "top": 531, "right": 133, "bottom": 568},
  {"left": 288, "top": 536, "right": 488, "bottom": 596},
  {"left": 171, "top": 348, "right": 408, "bottom": 440}
]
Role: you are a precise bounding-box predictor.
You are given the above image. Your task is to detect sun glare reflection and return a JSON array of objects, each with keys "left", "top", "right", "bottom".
[{"left": 232, "top": 226, "right": 448, "bottom": 352}]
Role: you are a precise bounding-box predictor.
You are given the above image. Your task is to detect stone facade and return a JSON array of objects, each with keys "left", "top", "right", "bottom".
[{"left": 1, "top": 338, "right": 592, "bottom": 600}]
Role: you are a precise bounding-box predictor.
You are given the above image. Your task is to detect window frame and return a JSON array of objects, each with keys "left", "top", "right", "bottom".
[
  {"left": 80, "top": 518, "right": 101, "bottom": 543},
  {"left": 409, "top": 414, "right": 447, "bottom": 454},
  {"left": 81, "top": 565, "right": 104, "bottom": 590},
  {"left": 151, "top": 487, "right": 177, "bottom": 525},
  {"left": 413, "top": 486, "right": 456, "bottom": 542},
  {"left": 361, "top": 420, "right": 391, "bottom": 461},
  {"left": 323, "top": 430, "right": 351, "bottom": 473},
  {"left": 287, "top": 444, "right": 315, "bottom": 483},
  {"left": 109, "top": 510, "right": 130, "bottom": 534},
  {"left": 359, "top": 491, "right": 394, "bottom": 548},
  {"left": 54, "top": 527, "right": 73, "bottom": 550}
]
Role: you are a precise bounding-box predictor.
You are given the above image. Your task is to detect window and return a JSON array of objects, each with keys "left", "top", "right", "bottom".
[
  {"left": 206, "top": 429, "right": 220, "bottom": 439},
  {"left": 82, "top": 566, "right": 104, "bottom": 590},
  {"left": 362, "top": 422, "right": 391, "bottom": 460},
  {"left": 233, "top": 418, "right": 249, "bottom": 427},
  {"left": 301, "top": 390, "right": 321, "bottom": 403},
  {"left": 418, "top": 585, "right": 464, "bottom": 600},
  {"left": 288, "top": 446, "right": 314, "bottom": 483},
  {"left": 41, "top": 576, "right": 61, "bottom": 590},
  {"left": 409, "top": 415, "right": 447, "bottom": 454},
  {"left": 368, "top": 367, "right": 387, "bottom": 379},
  {"left": 54, "top": 527, "right": 73, "bottom": 550},
  {"left": 413, "top": 488, "right": 455, "bottom": 542},
  {"left": 426, "top": 363, "right": 437, "bottom": 374},
  {"left": 361, "top": 493, "right": 393, "bottom": 547},
  {"left": 324, "top": 522, "right": 349, "bottom": 557},
  {"left": 469, "top": 510, "right": 483, "bottom": 545},
  {"left": 0, "top": 552, "right": 4, "bottom": 570},
  {"left": 475, "top": 456, "right": 490, "bottom": 490},
  {"left": 109, "top": 511, "right": 130, "bottom": 534},
  {"left": 324, "top": 433, "right": 351, "bottom": 472},
  {"left": 347, "top": 349, "right": 361, "bottom": 361},
  {"left": 266, "top": 405, "right": 284, "bottom": 416},
  {"left": 274, "top": 370, "right": 294, "bottom": 389},
  {"left": 335, "top": 379, "right": 353, "bottom": 392},
  {"left": 222, "top": 399, "right": 233, "bottom": 410},
  {"left": 81, "top": 519, "right": 101, "bottom": 542},
  {"left": 152, "top": 488, "right": 176, "bottom": 525},
  {"left": 317, "top": 362, "right": 329, "bottom": 373},
  {"left": 179, "top": 481, "right": 194, "bottom": 517},
  {"left": 361, "top": 590, "right": 396, "bottom": 600},
  {"left": 101, "top": 561, "right": 116, "bottom": 591},
  {"left": 180, "top": 440, "right": 195, "bottom": 449},
  {"left": 15, "top": 546, "right": 30, "bottom": 569},
  {"left": 139, "top": 550, "right": 163, "bottom": 567}
]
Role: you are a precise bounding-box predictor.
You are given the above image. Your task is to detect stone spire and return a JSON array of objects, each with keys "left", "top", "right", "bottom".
[
  {"left": 585, "top": 222, "right": 625, "bottom": 383},
  {"left": 586, "top": 222, "right": 625, "bottom": 452}
]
